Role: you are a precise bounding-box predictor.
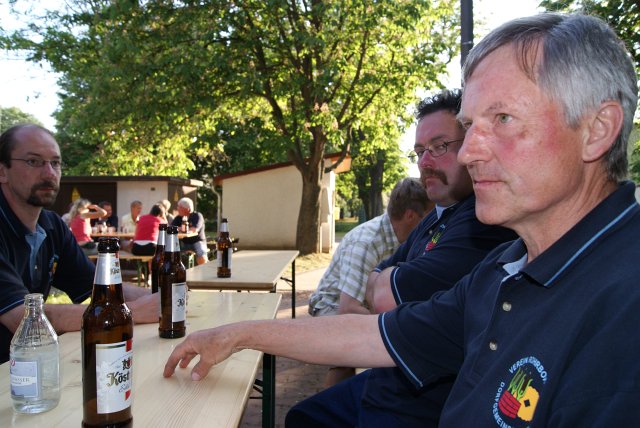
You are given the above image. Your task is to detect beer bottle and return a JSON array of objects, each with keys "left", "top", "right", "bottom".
[
  {"left": 181, "top": 215, "right": 189, "bottom": 233},
  {"left": 216, "top": 218, "right": 232, "bottom": 278},
  {"left": 158, "top": 225, "right": 187, "bottom": 338},
  {"left": 81, "top": 237, "right": 133, "bottom": 427},
  {"left": 151, "top": 223, "right": 167, "bottom": 294}
]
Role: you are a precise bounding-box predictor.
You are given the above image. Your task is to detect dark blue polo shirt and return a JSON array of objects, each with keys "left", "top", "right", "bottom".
[
  {"left": 380, "top": 181, "right": 640, "bottom": 426},
  {"left": 0, "top": 190, "right": 94, "bottom": 363},
  {"left": 375, "top": 194, "right": 517, "bottom": 304},
  {"left": 364, "top": 193, "right": 516, "bottom": 425}
]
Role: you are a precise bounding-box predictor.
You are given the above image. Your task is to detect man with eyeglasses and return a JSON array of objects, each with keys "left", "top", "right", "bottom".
[
  {"left": 0, "top": 124, "right": 159, "bottom": 363},
  {"left": 366, "top": 89, "right": 515, "bottom": 316}
]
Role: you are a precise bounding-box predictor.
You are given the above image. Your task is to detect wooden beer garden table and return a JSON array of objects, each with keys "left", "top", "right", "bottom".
[
  {"left": 0, "top": 292, "right": 281, "bottom": 428},
  {"left": 187, "top": 250, "right": 299, "bottom": 318}
]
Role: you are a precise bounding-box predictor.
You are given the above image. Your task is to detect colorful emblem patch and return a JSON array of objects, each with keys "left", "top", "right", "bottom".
[
  {"left": 493, "top": 356, "right": 547, "bottom": 427},
  {"left": 425, "top": 224, "right": 446, "bottom": 252}
]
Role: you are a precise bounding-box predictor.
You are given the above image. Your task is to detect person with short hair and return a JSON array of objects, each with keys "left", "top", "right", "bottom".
[
  {"left": 164, "top": 13, "right": 640, "bottom": 425},
  {"left": 171, "top": 197, "right": 208, "bottom": 265},
  {"left": 91, "top": 200, "right": 118, "bottom": 229},
  {"left": 121, "top": 200, "right": 142, "bottom": 233},
  {"left": 0, "top": 124, "right": 159, "bottom": 364},
  {"left": 309, "top": 177, "right": 431, "bottom": 318}
]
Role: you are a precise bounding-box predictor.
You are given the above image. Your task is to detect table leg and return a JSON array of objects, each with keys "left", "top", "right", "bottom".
[
  {"left": 290, "top": 260, "right": 296, "bottom": 319},
  {"left": 262, "top": 353, "right": 276, "bottom": 428}
]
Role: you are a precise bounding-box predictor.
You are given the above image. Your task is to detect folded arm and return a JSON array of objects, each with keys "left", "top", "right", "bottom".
[{"left": 365, "top": 267, "right": 397, "bottom": 313}]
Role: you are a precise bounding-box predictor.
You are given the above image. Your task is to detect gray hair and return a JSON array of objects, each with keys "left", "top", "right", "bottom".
[
  {"left": 177, "top": 197, "right": 194, "bottom": 212},
  {"left": 463, "top": 13, "right": 638, "bottom": 182}
]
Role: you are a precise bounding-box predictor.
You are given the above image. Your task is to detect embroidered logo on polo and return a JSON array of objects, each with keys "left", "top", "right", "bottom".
[
  {"left": 493, "top": 356, "right": 547, "bottom": 427},
  {"left": 425, "top": 224, "right": 446, "bottom": 252}
]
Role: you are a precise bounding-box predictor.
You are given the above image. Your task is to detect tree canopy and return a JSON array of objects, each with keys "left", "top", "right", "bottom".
[
  {"left": 0, "top": 106, "right": 43, "bottom": 134},
  {"left": 3, "top": 0, "right": 459, "bottom": 253}
]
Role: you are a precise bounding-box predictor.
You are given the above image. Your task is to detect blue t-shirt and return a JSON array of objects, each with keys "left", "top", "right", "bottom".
[
  {"left": 0, "top": 190, "right": 94, "bottom": 363},
  {"left": 380, "top": 181, "right": 640, "bottom": 426},
  {"left": 364, "top": 194, "right": 517, "bottom": 425}
]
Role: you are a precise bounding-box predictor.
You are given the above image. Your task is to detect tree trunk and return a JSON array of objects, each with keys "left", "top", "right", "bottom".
[{"left": 295, "top": 158, "right": 323, "bottom": 255}]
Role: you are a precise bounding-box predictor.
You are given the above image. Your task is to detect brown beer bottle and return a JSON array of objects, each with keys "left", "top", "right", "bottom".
[
  {"left": 151, "top": 223, "right": 167, "bottom": 294},
  {"left": 216, "top": 218, "right": 232, "bottom": 278},
  {"left": 158, "top": 225, "right": 187, "bottom": 338},
  {"left": 81, "top": 237, "right": 133, "bottom": 427},
  {"left": 181, "top": 215, "right": 189, "bottom": 233}
]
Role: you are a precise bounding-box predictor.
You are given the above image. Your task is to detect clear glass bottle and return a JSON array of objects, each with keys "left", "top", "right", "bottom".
[{"left": 10, "top": 293, "right": 60, "bottom": 414}]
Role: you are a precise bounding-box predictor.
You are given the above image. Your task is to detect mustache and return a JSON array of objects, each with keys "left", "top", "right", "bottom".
[
  {"left": 420, "top": 167, "right": 448, "bottom": 184},
  {"left": 33, "top": 181, "right": 60, "bottom": 191}
]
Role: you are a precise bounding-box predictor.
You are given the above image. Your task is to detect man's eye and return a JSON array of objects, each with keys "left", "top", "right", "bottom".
[
  {"left": 49, "top": 160, "right": 62, "bottom": 168},
  {"left": 498, "top": 114, "right": 511, "bottom": 124},
  {"left": 26, "top": 159, "right": 42, "bottom": 167}
]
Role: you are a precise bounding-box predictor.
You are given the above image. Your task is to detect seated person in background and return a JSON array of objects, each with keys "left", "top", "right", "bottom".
[
  {"left": 0, "top": 124, "right": 159, "bottom": 364},
  {"left": 91, "top": 200, "right": 118, "bottom": 230},
  {"left": 131, "top": 203, "right": 167, "bottom": 256},
  {"left": 309, "top": 177, "right": 432, "bottom": 317},
  {"left": 121, "top": 200, "right": 142, "bottom": 233},
  {"left": 308, "top": 177, "right": 432, "bottom": 387},
  {"left": 171, "top": 197, "right": 207, "bottom": 265},
  {"left": 68, "top": 198, "right": 107, "bottom": 255},
  {"left": 159, "top": 199, "right": 174, "bottom": 224}
]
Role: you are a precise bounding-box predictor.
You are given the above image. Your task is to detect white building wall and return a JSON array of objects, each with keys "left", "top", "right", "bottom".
[
  {"left": 116, "top": 181, "right": 168, "bottom": 220},
  {"left": 221, "top": 163, "right": 336, "bottom": 252}
]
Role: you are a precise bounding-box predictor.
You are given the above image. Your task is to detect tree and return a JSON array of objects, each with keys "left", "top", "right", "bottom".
[
  {"left": 4, "top": 0, "right": 459, "bottom": 254},
  {"left": 0, "top": 106, "right": 42, "bottom": 134}
]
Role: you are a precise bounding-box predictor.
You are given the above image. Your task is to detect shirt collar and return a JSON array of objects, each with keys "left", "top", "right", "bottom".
[{"left": 497, "top": 181, "right": 639, "bottom": 288}]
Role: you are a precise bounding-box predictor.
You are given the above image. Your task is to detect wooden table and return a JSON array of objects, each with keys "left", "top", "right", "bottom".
[
  {"left": 0, "top": 292, "right": 281, "bottom": 428},
  {"left": 91, "top": 232, "right": 196, "bottom": 239},
  {"left": 187, "top": 250, "right": 299, "bottom": 318}
]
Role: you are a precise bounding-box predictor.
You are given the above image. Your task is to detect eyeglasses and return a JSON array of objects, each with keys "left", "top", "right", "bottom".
[
  {"left": 407, "top": 139, "right": 464, "bottom": 163},
  {"left": 10, "top": 158, "right": 64, "bottom": 170}
]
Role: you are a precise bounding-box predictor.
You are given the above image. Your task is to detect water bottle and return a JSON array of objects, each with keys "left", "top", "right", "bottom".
[{"left": 9, "top": 293, "right": 60, "bottom": 414}]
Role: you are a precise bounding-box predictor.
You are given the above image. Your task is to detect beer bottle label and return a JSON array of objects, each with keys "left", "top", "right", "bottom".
[
  {"left": 172, "top": 282, "right": 187, "bottom": 322},
  {"left": 217, "top": 250, "right": 232, "bottom": 269},
  {"left": 95, "top": 339, "right": 133, "bottom": 414},
  {"left": 94, "top": 253, "right": 122, "bottom": 285}
]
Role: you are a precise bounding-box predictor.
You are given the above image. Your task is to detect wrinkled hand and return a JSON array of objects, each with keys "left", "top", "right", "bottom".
[{"left": 163, "top": 326, "right": 236, "bottom": 381}]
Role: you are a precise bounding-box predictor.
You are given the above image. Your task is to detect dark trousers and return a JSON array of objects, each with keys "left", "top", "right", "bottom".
[
  {"left": 285, "top": 370, "right": 406, "bottom": 428},
  {"left": 131, "top": 242, "right": 156, "bottom": 256}
]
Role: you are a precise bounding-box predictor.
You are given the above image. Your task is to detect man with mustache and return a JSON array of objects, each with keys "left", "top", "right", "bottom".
[
  {"left": 297, "top": 90, "right": 516, "bottom": 425},
  {"left": 165, "top": 12, "right": 640, "bottom": 426},
  {"left": 0, "top": 124, "right": 159, "bottom": 363}
]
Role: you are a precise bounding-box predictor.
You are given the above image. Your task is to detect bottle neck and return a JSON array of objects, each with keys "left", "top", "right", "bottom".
[
  {"left": 23, "top": 294, "right": 44, "bottom": 318},
  {"left": 157, "top": 229, "right": 166, "bottom": 246},
  {"left": 220, "top": 222, "right": 229, "bottom": 233},
  {"left": 165, "top": 232, "right": 180, "bottom": 254}
]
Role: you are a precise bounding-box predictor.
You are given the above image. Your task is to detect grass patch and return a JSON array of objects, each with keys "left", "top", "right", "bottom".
[{"left": 335, "top": 217, "right": 359, "bottom": 238}]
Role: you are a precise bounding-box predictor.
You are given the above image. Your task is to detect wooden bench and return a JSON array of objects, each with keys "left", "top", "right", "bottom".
[{"left": 89, "top": 251, "right": 153, "bottom": 287}]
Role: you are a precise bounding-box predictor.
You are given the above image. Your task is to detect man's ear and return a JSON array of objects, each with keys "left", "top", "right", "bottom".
[{"left": 583, "top": 101, "right": 624, "bottom": 162}]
